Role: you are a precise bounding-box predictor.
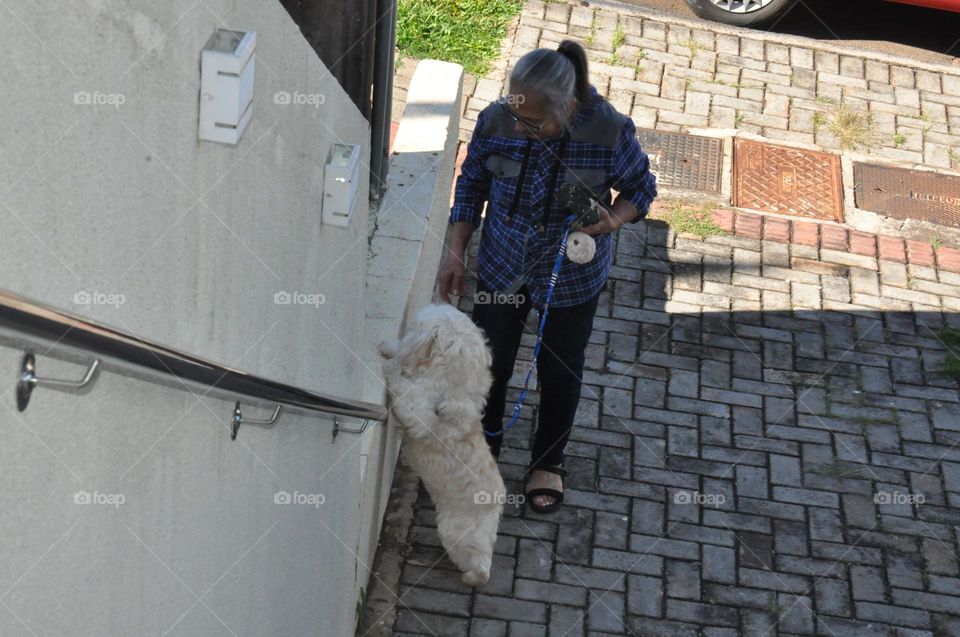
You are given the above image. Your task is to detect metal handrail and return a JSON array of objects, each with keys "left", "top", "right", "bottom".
[{"left": 0, "top": 289, "right": 387, "bottom": 437}]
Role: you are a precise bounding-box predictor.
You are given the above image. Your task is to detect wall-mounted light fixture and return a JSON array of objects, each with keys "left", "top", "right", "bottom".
[
  {"left": 323, "top": 143, "right": 361, "bottom": 227},
  {"left": 199, "top": 29, "right": 256, "bottom": 145}
]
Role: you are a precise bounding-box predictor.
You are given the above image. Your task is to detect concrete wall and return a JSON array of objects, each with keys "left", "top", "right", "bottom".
[{"left": 0, "top": 1, "right": 384, "bottom": 634}]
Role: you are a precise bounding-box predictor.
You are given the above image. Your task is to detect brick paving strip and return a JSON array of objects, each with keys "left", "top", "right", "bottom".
[{"left": 366, "top": 2, "right": 960, "bottom": 635}]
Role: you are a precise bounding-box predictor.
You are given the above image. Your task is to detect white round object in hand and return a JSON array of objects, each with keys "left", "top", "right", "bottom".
[{"left": 566, "top": 231, "right": 596, "bottom": 264}]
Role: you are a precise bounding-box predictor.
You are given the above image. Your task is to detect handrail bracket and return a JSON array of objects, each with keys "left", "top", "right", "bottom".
[{"left": 16, "top": 353, "right": 101, "bottom": 412}]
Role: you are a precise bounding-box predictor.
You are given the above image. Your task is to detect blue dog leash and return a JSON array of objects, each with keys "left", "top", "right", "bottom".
[{"left": 486, "top": 214, "right": 578, "bottom": 439}]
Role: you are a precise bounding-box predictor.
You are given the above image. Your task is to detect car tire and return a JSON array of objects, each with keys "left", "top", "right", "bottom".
[{"left": 684, "top": 0, "right": 800, "bottom": 28}]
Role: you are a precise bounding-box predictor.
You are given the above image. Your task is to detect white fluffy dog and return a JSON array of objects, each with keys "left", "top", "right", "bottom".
[{"left": 379, "top": 303, "right": 506, "bottom": 586}]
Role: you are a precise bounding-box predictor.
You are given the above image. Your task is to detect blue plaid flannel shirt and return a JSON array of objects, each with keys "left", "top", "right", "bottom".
[{"left": 450, "top": 84, "right": 657, "bottom": 309}]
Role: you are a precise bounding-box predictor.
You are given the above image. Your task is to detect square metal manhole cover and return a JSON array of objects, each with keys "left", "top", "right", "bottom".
[
  {"left": 855, "top": 163, "right": 960, "bottom": 229},
  {"left": 637, "top": 129, "right": 723, "bottom": 194},
  {"left": 733, "top": 138, "right": 843, "bottom": 222}
]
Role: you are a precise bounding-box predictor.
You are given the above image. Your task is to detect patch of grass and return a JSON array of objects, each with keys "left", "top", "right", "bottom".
[
  {"left": 815, "top": 95, "right": 836, "bottom": 106},
  {"left": 585, "top": 15, "right": 599, "bottom": 48},
  {"left": 355, "top": 586, "right": 367, "bottom": 625},
  {"left": 632, "top": 50, "right": 647, "bottom": 73},
  {"left": 893, "top": 133, "right": 907, "bottom": 148},
  {"left": 932, "top": 235, "right": 943, "bottom": 250},
  {"left": 808, "top": 459, "right": 866, "bottom": 479},
  {"left": 397, "top": 0, "right": 523, "bottom": 76},
  {"left": 822, "top": 99, "right": 876, "bottom": 150},
  {"left": 649, "top": 201, "right": 727, "bottom": 238},
  {"left": 612, "top": 23, "right": 625, "bottom": 52},
  {"left": 681, "top": 38, "right": 706, "bottom": 58},
  {"left": 940, "top": 328, "right": 960, "bottom": 381},
  {"left": 734, "top": 110, "right": 745, "bottom": 128},
  {"left": 848, "top": 415, "right": 896, "bottom": 427},
  {"left": 765, "top": 600, "right": 784, "bottom": 616},
  {"left": 948, "top": 148, "right": 960, "bottom": 166},
  {"left": 813, "top": 112, "right": 827, "bottom": 129},
  {"left": 709, "top": 77, "right": 755, "bottom": 90}
]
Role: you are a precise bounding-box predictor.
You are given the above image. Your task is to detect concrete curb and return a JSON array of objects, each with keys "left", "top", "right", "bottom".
[{"left": 360, "top": 58, "right": 464, "bottom": 635}]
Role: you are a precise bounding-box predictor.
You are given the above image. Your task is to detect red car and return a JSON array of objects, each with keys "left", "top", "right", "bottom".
[{"left": 685, "top": 0, "right": 960, "bottom": 27}]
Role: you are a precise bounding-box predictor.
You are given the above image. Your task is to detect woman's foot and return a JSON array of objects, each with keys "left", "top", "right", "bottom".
[{"left": 525, "top": 468, "right": 564, "bottom": 513}]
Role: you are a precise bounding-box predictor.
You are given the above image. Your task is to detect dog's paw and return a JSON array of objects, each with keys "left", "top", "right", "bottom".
[
  {"left": 378, "top": 340, "right": 397, "bottom": 359},
  {"left": 461, "top": 569, "right": 490, "bottom": 587}
]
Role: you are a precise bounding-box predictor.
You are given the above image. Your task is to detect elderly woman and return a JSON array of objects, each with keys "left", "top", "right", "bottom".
[{"left": 439, "top": 40, "right": 657, "bottom": 513}]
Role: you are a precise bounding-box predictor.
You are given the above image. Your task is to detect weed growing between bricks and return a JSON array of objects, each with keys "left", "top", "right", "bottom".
[
  {"left": 648, "top": 200, "right": 727, "bottom": 239},
  {"left": 941, "top": 328, "right": 960, "bottom": 380}
]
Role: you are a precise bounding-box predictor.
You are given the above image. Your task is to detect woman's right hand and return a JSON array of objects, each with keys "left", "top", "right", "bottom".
[{"left": 438, "top": 248, "right": 466, "bottom": 303}]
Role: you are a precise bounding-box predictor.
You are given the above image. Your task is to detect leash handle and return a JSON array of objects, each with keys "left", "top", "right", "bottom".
[{"left": 486, "top": 214, "right": 577, "bottom": 438}]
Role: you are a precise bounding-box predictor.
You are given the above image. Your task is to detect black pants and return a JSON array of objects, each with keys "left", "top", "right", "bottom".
[{"left": 471, "top": 282, "right": 600, "bottom": 471}]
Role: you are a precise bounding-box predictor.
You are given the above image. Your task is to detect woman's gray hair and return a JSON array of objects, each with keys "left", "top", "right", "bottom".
[{"left": 508, "top": 40, "right": 591, "bottom": 129}]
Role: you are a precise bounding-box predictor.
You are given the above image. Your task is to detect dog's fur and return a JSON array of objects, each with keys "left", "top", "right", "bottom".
[{"left": 380, "top": 304, "right": 505, "bottom": 586}]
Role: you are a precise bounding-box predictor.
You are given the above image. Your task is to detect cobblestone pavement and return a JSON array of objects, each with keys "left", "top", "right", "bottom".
[
  {"left": 385, "top": 215, "right": 960, "bottom": 637},
  {"left": 378, "top": 2, "right": 960, "bottom": 636},
  {"left": 484, "top": 1, "right": 960, "bottom": 168},
  {"left": 393, "top": 1, "right": 960, "bottom": 171}
]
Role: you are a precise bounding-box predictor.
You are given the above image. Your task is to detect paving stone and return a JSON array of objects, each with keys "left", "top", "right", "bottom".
[
  {"left": 508, "top": 621, "right": 546, "bottom": 637},
  {"left": 665, "top": 599, "right": 738, "bottom": 627},
  {"left": 546, "top": 606, "right": 583, "bottom": 637},
  {"left": 395, "top": 610, "right": 469, "bottom": 636},
  {"left": 517, "top": 538, "right": 554, "bottom": 581},
  {"left": 557, "top": 516, "right": 593, "bottom": 565},
  {"left": 851, "top": 565, "right": 887, "bottom": 602},
  {"left": 515, "top": 579, "right": 587, "bottom": 607},
  {"left": 471, "top": 618, "right": 508, "bottom": 637},
  {"left": 778, "top": 593, "right": 816, "bottom": 634},
  {"left": 666, "top": 559, "right": 702, "bottom": 600},
  {"left": 474, "top": 596, "right": 547, "bottom": 623},
  {"left": 586, "top": 591, "right": 627, "bottom": 633},
  {"left": 401, "top": 586, "right": 473, "bottom": 617}
]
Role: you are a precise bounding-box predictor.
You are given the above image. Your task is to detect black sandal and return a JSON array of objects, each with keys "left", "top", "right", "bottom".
[{"left": 523, "top": 465, "right": 567, "bottom": 514}]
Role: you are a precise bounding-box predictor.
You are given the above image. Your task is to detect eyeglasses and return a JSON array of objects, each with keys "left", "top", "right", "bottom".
[{"left": 498, "top": 99, "right": 547, "bottom": 133}]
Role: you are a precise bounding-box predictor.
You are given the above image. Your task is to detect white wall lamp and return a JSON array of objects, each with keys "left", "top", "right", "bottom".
[
  {"left": 323, "top": 143, "right": 361, "bottom": 227},
  {"left": 199, "top": 29, "right": 256, "bottom": 145}
]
